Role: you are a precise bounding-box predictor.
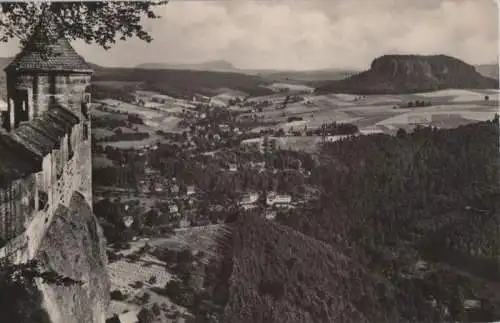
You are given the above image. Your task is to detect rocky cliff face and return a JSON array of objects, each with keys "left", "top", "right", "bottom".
[
  {"left": 315, "top": 54, "right": 499, "bottom": 94},
  {"left": 0, "top": 191, "right": 110, "bottom": 323}
]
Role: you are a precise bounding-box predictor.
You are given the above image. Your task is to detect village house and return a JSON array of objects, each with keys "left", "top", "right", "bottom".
[
  {"left": 138, "top": 180, "right": 150, "bottom": 193},
  {"left": 218, "top": 124, "right": 230, "bottom": 132},
  {"left": 170, "top": 183, "right": 180, "bottom": 195},
  {"left": 0, "top": 99, "right": 7, "bottom": 113},
  {"left": 266, "top": 192, "right": 292, "bottom": 207},
  {"left": 169, "top": 204, "right": 179, "bottom": 214},
  {"left": 123, "top": 215, "right": 134, "bottom": 228},
  {"left": 193, "top": 93, "right": 210, "bottom": 103},
  {"left": 241, "top": 204, "right": 258, "bottom": 211},
  {"left": 228, "top": 163, "right": 238, "bottom": 172},
  {"left": 250, "top": 161, "right": 266, "bottom": 172},
  {"left": 186, "top": 185, "right": 196, "bottom": 196},
  {"left": 239, "top": 192, "right": 260, "bottom": 205},
  {"left": 463, "top": 299, "right": 482, "bottom": 310},
  {"left": 414, "top": 260, "right": 429, "bottom": 273},
  {"left": 153, "top": 182, "right": 164, "bottom": 193},
  {"left": 265, "top": 210, "right": 277, "bottom": 220}
]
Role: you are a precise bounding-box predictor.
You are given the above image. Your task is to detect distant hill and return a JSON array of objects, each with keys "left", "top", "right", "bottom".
[
  {"left": 315, "top": 55, "right": 499, "bottom": 94},
  {"left": 475, "top": 63, "right": 499, "bottom": 80},
  {"left": 92, "top": 66, "right": 274, "bottom": 100},
  {"left": 0, "top": 57, "right": 273, "bottom": 100},
  {"left": 136, "top": 59, "right": 236, "bottom": 72},
  {"left": 256, "top": 68, "right": 357, "bottom": 83},
  {"left": 136, "top": 59, "right": 358, "bottom": 83}
]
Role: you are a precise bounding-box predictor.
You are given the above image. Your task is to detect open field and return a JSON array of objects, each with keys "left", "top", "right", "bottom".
[
  {"left": 265, "top": 82, "right": 315, "bottom": 93},
  {"left": 96, "top": 99, "right": 164, "bottom": 119},
  {"left": 242, "top": 89, "right": 499, "bottom": 138},
  {"left": 107, "top": 253, "right": 189, "bottom": 321},
  {"left": 106, "top": 225, "right": 229, "bottom": 320},
  {"left": 97, "top": 135, "right": 162, "bottom": 149}
]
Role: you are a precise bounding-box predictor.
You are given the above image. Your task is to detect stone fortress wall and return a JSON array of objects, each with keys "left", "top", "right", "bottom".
[{"left": 0, "top": 30, "right": 93, "bottom": 264}]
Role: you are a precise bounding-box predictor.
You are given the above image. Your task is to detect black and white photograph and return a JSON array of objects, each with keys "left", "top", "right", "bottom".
[{"left": 0, "top": 1, "right": 498, "bottom": 322}]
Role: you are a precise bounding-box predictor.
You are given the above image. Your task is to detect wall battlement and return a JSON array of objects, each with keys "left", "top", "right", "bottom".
[{"left": 0, "top": 27, "right": 93, "bottom": 264}]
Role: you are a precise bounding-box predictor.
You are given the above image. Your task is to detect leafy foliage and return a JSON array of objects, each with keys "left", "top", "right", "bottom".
[
  {"left": 0, "top": 2, "right": 168, "bottom": 49},
  {"left": 0, "top": 259, "right": 83, "bottom": 322}
]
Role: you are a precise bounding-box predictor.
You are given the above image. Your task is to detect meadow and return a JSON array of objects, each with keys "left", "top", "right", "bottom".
[{"left": 244, "top": 88, "right": 499, "bottom": 140}]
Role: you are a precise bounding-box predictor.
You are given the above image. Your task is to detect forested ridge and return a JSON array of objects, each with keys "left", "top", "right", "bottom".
[{"left": 218, "top": 117, "right": 500, "bottom": 323}]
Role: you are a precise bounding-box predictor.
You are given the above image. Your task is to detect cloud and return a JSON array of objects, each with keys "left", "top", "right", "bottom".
[{"left": 0, "top": 0, "right": 498, "bottom": 70}]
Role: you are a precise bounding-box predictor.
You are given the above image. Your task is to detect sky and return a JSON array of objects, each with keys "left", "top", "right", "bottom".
[{"left": 0, "top": 0, "right": 498, "bottom": 71}]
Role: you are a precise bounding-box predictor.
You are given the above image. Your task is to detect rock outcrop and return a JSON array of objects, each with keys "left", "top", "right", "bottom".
[
  {"left": 315, "top": 54, "right": 499, "bottom": 94},
  {"left": 0, "top": 191, "right": 110, "bottom": 323}
]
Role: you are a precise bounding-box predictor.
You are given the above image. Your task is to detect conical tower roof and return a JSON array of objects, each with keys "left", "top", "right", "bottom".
[{"left": 5, "top": 21, "right": 92, "bottom": 73}]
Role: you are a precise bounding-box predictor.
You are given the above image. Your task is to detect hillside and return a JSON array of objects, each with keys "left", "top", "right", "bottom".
[
  {"left": 274, "top": 118, "right": 500, "bottom": 322},
  {"left": 315, "top": 55, "right": 499, "bottom": 94},
  {"left": 91, "top": 67, "right": 274, "bottom": 100},
  {"left": 203, "top": 118, "right": 500, "bottom": 323},
  {"left": 475, "top": 64, "right": 499, "bottom": 80},
  {"left": 136, "top": 59, "right": 236, "bottom": 72},
  {"left": 135, "top": 60, "right": 357, "bottom": 83},
  {"left": 220, "top": 214, "right": 442, "bottom": 323},
  {"left": 257, "top": 68, "right": 357, "bottom": 83},
  {"left": 0, "top": 57, "right": 274, "bottom": 100}
]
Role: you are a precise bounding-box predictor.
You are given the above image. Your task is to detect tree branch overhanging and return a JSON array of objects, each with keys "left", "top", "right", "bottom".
[{"left": 0, "top": 1, "right": 168, "bottom": 50}]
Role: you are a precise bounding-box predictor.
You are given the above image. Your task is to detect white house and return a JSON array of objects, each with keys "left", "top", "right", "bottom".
[
  {"left": 154, "top": 183, "right": 164, "bottom": 193},
  {"left": 193, "top": 93, "right": 210, "bottom": 103},
  {"left": 171, "top": 184, "right": 180, "bottom": 194},
  {"left": 324, "top": 134, "right": 353, "bottom": 142},
  {"left": 0, "top": 99, "right": 7, "bottom": 112},
  {"left": 228, "top": 164, "right": 238, "bottom": 172},
  {"left": 123, "top": 215, "right": 134, "bottom": 228},
  {"left": 463, "top": 299, "right": 481, "bottom": 310},
  {"left": 359, "top": 126, "right": 384, "bottom": 136},
  {"left": 169, "top": 204, "right": 179, "bottom": 214},
  {"left": 218, "top": 124, "right": 230, "bottom": 132},
  {"left": 266, "top": 192, "right": 292, "bottom": 206},
  {"left": 142, "top": 101, "right": 164, "bottom": 109},
  {"left": 241, "top": 204, "right": 258, "bottom": 211},
  {"left": 265, "top": 210, "right": 277, "bottom": 220},
  {"left": 239, "top": 192, "right": 259, "bottom": 205},
  {"left": 186, "top": 185, "right": 196, "bottom": 196}
]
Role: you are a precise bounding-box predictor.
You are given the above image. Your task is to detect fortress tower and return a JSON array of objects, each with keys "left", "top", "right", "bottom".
[{"left": 0, "top": 24, "right": 93, "bottom": 261}]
